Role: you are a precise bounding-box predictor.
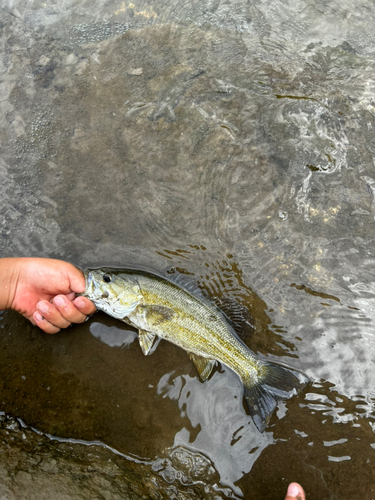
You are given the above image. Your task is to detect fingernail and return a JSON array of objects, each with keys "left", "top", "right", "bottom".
[
  {"left": 38, "top": 302, "right": 49, "bottom": 314},
  {"left": 287, "top": 483, "right": 300, "bottom": 498},
  {"left": 54, "top": 296, "right": 65, "bottom": 307},
  {"left": 74, "top": 297, "right": 86, "bottom": 309},
  {"left": 34, "top": 312, "right": 44, "bottom": 322}
]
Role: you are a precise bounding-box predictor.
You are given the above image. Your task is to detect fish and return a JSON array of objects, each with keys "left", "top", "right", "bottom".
[{"left": 82, "top": 268, "right": 309, "bottom": 432}]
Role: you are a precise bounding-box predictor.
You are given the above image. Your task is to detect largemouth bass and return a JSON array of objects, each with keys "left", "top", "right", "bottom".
[{"left": 83, "top": 268, "right": 309, "bottom": 432}]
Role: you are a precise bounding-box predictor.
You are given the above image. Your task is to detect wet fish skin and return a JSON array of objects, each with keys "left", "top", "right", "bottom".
[{"left": 83, "top": 268, "right": 309, "bottom": 432}]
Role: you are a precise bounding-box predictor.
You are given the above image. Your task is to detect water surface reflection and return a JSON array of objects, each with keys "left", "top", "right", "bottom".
[{"left": 2, "top": 0, "right": 375, "bottom": 497}]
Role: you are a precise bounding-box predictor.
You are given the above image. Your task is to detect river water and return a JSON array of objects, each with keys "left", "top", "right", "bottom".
[{"left": 1, "top": 0, "right": 375, "bottom": 498}]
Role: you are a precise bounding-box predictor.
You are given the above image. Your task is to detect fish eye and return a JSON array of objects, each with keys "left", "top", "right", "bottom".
[{"left": 103, "top": 274, "right": 112, "bottom": 283}]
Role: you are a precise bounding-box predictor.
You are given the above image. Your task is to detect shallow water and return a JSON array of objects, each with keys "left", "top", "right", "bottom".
[{"left": 1, "top": 0, "right": 375, "bottom": 498}]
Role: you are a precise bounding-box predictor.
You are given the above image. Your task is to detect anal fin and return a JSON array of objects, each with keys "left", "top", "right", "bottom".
[
  {"left": 138, "top": 329, "right": 161, "bottom": 356},
  {"left": 188, "top": 353, "right": 216, "bottom": 381}
]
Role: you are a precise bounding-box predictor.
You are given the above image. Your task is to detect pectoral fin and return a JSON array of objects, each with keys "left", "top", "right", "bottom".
[
  {"left": 138, "top": 329, "right": 161, "bottom": 355},
  {"left": 140, "top": 305, "right": 175, "bottom": 326},
  {"left": 188, "top": 353, "right": 216, "bottom": 381}
]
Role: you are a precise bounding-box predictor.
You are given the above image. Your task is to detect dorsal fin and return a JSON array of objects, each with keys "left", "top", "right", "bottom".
[
  {"left": 212, "top": 297, "right": 254, "bottom": 337},
  {"left": 167, "top": 272, "right": 209, "bottom": 301}
]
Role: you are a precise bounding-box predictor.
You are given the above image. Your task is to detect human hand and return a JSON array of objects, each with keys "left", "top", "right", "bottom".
[
  {"left": 3, "top": 258, "right": 96, "bottom": 334},
  {"left": 285, "top": 483, "right": 305, "bottom": 500}
]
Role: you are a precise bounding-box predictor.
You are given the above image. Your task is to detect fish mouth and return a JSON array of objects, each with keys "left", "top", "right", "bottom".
[
  {"left": 81, "top": 269, "right": 96, "bottom": 298},
  {"left": 84, "top": 269, "right": 92, "bottom": 288}
]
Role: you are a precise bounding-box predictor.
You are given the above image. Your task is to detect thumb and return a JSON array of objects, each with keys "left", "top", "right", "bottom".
[{"left": 68, "top": 266, "right": 86, "bottom": 294}]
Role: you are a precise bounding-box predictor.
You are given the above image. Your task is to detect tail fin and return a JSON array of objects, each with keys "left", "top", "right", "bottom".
[{"left": 243, "top": 362, "right": 309, "bottom": 433}]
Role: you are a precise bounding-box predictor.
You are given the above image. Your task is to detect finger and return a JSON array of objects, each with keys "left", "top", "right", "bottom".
[
  {"left": 53, "top": 295, "right": 88, "bottom": 324},
  {"left": 73, "top": 296, "right": 97, "bottom": 316},
  {"left": 33, "top": 311, "right": 61, "bottom": 334},
  {"left": 36, "top": 300, "right": 71, "bottom": 329},
  {"left": 67, "top": 265, "right": 86, "bottom": 294},
  {"left": 65, "top": 291, "right": 77, "bottom": 301},
  {"left": 285, "top": 483, "right": 305, "bottom": 500}
]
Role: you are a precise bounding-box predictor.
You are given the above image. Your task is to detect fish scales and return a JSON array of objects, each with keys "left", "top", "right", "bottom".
[
  {"left": 139, "top": 279, "right": 253, "bottom": 372},
  {"left": 82, "top": 268, "right": 309, "bottom": 432},
  {"left": 137, "top": 274, "right": 256, "bottom": 377}
]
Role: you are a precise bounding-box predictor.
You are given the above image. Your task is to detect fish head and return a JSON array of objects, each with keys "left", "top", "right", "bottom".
[{"left": 83, "top": 269, "right": 142, "bottom": 319}]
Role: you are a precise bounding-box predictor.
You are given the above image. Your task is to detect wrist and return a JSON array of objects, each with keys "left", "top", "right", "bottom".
[{"left": 0, "top": 258, "right": 24, "bottom": 310}]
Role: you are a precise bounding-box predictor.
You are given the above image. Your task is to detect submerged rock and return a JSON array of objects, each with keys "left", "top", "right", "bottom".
[{"left": 0, "top": 413, "right": 230, "bottom": 499}]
